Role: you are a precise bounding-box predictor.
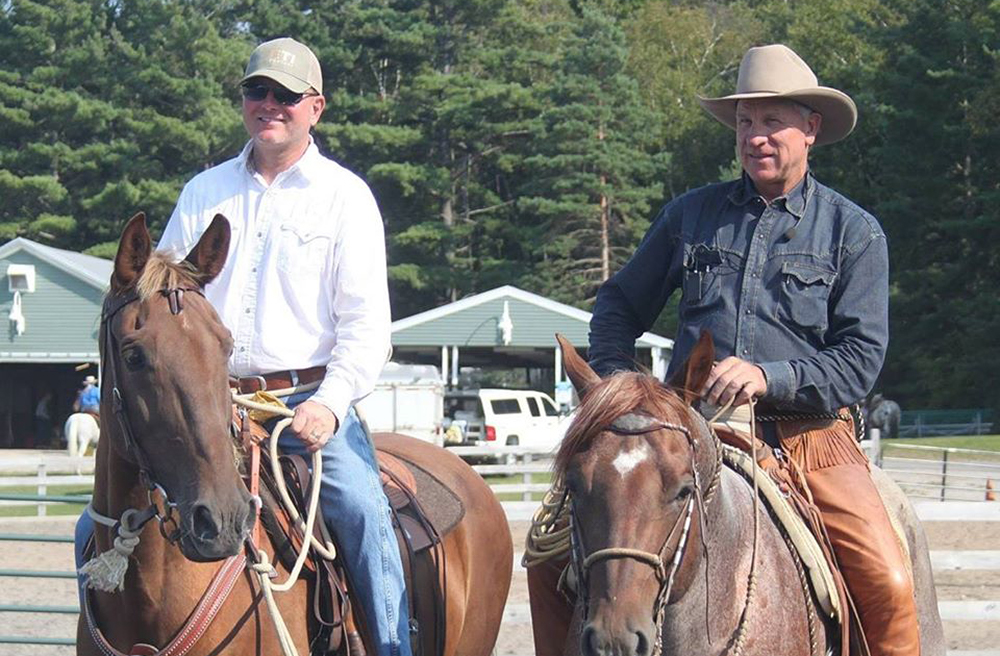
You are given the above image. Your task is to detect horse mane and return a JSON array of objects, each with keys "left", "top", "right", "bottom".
[
  {"left": 134, "top": 253, "right": 205, "bottom": 300},
  {"left": 554, "top": 372, "right": 690, "bottom": 478}
]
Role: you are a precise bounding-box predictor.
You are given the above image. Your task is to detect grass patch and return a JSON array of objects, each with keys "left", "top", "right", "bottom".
[
  {"left": 484, "top": 472, "right": 554, "bottom": 502},
  {"left": 882, "top": 435, "right": 1000, "bottom": 463},
  {"left": 0, "top": 503, "right": 88, "bottom": 517},
  {"left": 891, "top": 435, "right": 1000, "bottom": 451},
  {"left": 0, "top": 483, "right": 91, "bottom": 518}
]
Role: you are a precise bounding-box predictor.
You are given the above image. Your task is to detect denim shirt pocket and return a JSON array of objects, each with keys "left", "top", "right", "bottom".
[
  {"left": 681, "top": 244, "right": 738, "bottom": 323},
  {"left": 277, "top": 222, "right": 332, "bottom": 275},
  {"left": 778, "top": 262, "right": 836, "bottom": 332}
]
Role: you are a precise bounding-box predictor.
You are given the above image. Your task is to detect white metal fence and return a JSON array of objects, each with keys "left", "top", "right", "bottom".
[{"left": 3, "top": 441, "right": 999, "bottom": 514}]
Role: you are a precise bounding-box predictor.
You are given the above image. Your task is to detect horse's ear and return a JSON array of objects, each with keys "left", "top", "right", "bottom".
[
  {"left": 184, "top": 214, "right": 231, "bottom": 285},
  {"left": 667, "top": 330, "right": 715, "bottom": 406},
  {"left": 556, "top": 333, "right": 601, "bottom": 399},
  {"left": 112, "top": 213, "right": 152, "bottom": 291}
]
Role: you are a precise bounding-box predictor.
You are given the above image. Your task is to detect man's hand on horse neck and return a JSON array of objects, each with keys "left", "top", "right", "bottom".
[
  {"left": 701, "top": 357, "right": 768, "bottom": 408},
  {"left": 290, "top": 401, "right": 340, "bottom": 452}
]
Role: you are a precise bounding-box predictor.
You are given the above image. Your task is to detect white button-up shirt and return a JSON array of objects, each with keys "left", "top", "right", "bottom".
[{"left": 158, "top": 140, "right": 391, "bottom": 422}]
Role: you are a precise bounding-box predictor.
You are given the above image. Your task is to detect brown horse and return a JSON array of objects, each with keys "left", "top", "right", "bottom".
[
  {"left": 552, "top": 333, "right": 944, "bottom": 656},
  {"left": 77, "top": 214, "right": 512, "bottom": 655}
]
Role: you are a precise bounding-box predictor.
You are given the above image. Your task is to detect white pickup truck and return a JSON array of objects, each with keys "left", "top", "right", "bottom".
[{"left": 444, "top": 388, "right": 570, "bottom": 460}]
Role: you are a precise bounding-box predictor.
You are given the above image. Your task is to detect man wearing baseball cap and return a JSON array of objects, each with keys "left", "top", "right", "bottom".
[
  {"left": 526, "top": 45, "right": 922, "bottom": 655},
  {"left": 75, "top": 38, "right": 411, "bottom": 656}
]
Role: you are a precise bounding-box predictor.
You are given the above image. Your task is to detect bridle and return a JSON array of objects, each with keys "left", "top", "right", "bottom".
[
  {"left": 83, "top": 283, "right": 266, "bottom": 656},
  {"left": 99, "top": 285, "right": 205, "bottom": 542},
  {"left": 569, "top": 409, "right": 721, "bottom": 656}
]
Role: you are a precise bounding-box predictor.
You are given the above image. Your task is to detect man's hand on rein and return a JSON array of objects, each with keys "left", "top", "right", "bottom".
[
  {"left": 702, "top": 357, "right": 768, "bottom": 408},
  {"left": 290, "top": 400, "right": 340, "bottom": 452}
]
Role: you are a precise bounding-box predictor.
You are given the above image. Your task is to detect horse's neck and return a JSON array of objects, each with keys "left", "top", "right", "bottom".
[{"left": 660, "top": 469, "right": 760, "bottom": 654}]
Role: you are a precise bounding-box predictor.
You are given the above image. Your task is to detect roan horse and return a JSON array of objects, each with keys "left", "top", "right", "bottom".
[
  {"left": 77, "top": 213, "right": 512, "bottom": 655},
  {"left": 552, "top": 333, "right": 944, "bottom": 656}
]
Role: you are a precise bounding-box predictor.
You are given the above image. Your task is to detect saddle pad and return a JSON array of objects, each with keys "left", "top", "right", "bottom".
[
  {"left": 375, "top": 447, "right": 465, "bottom": 540},
  {"left": 722, "top": 444, "right": 842, "bottom": 621}
]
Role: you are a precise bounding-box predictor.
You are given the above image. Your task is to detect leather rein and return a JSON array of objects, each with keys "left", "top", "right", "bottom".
[
  {"left": 569, "top": 409, "right": 722, "bottom": 656},
  {"left": 85, "top": 286, "right": 250, "bottom": 656}
]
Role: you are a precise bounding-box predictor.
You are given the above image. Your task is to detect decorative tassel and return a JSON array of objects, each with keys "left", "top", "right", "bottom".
[{"left": 79, "top": 522, "right": 141, "bottom": 592}]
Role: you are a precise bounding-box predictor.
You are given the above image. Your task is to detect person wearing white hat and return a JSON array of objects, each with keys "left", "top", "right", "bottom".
[
  {"left": 526, "top": 45, "right": 919, "bottom": 656},
  {"left": 74, "top": 38, "right": 411, "bottom": 656}
]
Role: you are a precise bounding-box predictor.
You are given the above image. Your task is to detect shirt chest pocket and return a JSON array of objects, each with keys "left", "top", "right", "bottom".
[
  {"left": 778, "top": 262, "right": 836, "bottom": 332},
  {"left": 680, "top": 244, "right": 740, "bottom": 322},
  {"left": 276, "top": 223, "right": 332, "bottom": 275}
]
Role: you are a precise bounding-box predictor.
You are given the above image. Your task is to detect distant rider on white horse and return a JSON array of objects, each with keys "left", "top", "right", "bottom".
[{"left": 66, "top": 375, "right": 101, "bottom": 462}]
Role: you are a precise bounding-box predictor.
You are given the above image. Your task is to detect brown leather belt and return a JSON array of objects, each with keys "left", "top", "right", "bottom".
[{"left": 231, "top": 365, "right": 326, "bottom": 394}]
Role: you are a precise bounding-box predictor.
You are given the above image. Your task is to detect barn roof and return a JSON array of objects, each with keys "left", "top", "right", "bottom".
[{"left": 391, "top": 285, "right": 672, "bottom": 350}]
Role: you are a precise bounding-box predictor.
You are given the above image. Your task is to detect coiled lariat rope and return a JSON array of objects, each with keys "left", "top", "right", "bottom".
[
  {"left": 522, "top": 483, "right": 572, "bottom": 567},
  {"left": 230, "top": 381, "right": 339, "bottom": 656}
]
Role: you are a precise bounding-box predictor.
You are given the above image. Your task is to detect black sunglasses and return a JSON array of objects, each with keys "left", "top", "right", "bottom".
[{"left": 241, "top": 83, "right": 318, "bottom": 106}]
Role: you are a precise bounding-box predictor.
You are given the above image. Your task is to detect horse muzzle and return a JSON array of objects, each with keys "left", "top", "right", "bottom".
[
  {"left": 581, "top": 615, "right": 656, "bottom": 656},
  {"left": 180, "top": 495, "right": 256, "bottom": 561}
]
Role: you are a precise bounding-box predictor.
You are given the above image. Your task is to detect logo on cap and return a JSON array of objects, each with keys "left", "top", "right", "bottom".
[{"left": 267, "top": 50, "right": 297, "bottom": 68}]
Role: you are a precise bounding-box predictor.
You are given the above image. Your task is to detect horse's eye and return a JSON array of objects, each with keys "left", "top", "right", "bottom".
[
  {"left": 676, "top": 484, "right": 694, "bottom": 501},
  {"left": 122, "top": 348, "right": 146, "bottom": 370}
]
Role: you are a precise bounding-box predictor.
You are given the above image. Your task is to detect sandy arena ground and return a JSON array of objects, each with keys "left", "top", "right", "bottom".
[{"left": 1, "top": 517, "right": 997, "bottom": 655}]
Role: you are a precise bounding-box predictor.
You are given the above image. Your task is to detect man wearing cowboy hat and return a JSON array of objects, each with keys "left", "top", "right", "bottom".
[{"left": 525, "top": 45, "right": 919, "bottom": 655}]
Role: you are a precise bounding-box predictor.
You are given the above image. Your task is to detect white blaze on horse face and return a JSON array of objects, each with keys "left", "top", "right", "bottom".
[{"left": 612, "top": 442, "right": 651, "bottom": 478}]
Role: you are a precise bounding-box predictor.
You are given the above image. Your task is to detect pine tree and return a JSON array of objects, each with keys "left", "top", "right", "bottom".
[
  {"left": 517, "top": 6, "right": 663, "bottom": 306},
  {"left": 869, "top": 0, "right": 1000, "bottom": 413},
  {"left": 0, "top": 0, "right": 247, "bottom": 253}
]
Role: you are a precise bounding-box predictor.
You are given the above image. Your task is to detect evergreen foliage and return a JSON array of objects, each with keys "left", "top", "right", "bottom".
[
  {"left": 0, "top": 0, "right": 247, "bottom": 251},
  {"left": 517, "top": 6, "right": 662, "bottom": 305},
  {"left": 0, "top": 0, "right": 996, "bottom": 413}
]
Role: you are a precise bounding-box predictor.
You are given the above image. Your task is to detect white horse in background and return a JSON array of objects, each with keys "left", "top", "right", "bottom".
[{"left": 64, "top": 413, "right": 99, "bottom": 462}]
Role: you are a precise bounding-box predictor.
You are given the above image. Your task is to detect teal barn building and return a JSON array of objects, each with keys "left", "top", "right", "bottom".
[{"left": 0, "top": 238, "right": 110, "bottom": 448}]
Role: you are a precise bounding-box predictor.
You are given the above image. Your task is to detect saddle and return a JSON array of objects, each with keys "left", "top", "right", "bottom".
[
  {"left": 235, "top": 409, "right": 465, "bottom": 656},
  {"left": 712, "top": 426, "right": 868, "bottom": 656}
]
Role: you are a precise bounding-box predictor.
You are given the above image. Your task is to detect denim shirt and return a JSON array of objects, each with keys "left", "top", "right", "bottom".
[{"left": 589, "top": 173, "right": 889, "bottom": 413}]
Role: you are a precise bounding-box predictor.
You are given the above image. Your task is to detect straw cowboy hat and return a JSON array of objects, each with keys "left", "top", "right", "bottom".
[{"left": 698, "top": 44, "right": 857, "bottom": 146}]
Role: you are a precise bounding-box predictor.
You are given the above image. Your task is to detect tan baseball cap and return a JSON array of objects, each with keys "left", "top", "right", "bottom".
[{"left": 242, "top": 37, "right": 323, "bottom": 95}]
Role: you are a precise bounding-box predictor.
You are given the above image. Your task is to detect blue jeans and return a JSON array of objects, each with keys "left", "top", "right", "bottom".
[{"left": 75, "top": 398, "right": 412, "bottom": 656}]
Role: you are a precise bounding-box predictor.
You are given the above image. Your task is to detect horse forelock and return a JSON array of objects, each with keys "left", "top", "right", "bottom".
[
  {"left": 554, "top": 372, "right": 690, "bottom": 478},
  {"left": 134, "top": 253, "right": 204, "bottom": 300}
]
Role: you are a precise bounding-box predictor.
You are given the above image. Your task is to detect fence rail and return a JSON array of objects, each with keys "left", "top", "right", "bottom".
[
  {"left": 0, "top": 490, "right": 88, "bottom": 648},
  {"left": 4, "top": 442, "right": 1000, "bottom": 512}
]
